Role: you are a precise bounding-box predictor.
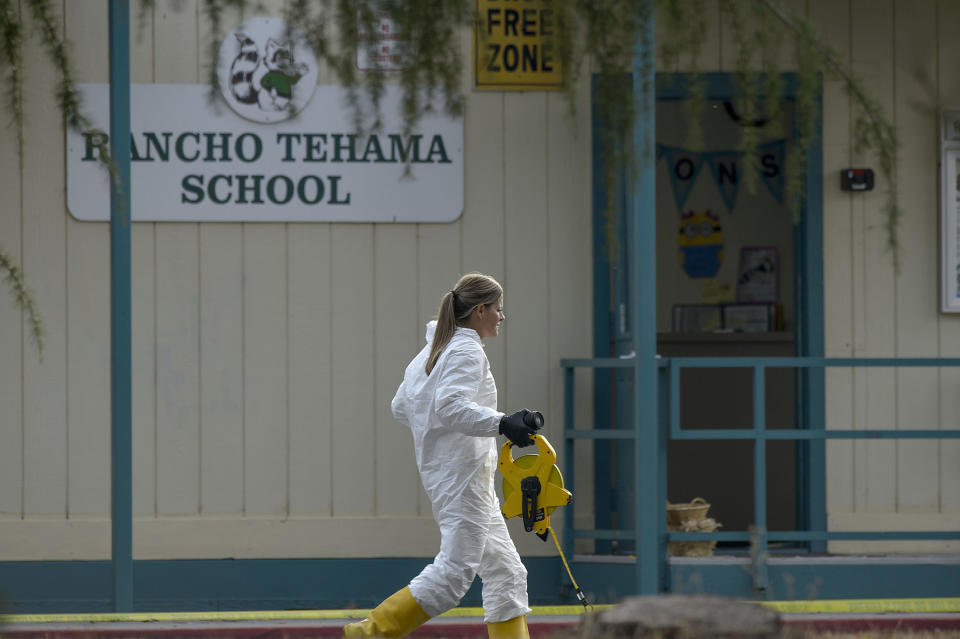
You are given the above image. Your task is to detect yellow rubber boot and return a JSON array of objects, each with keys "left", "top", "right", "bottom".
[
  {"left": 343, "top": 586, "right": 430, "bottom": 639},
  {"left": 487, "top": 615, "right": 530, "bottom": 639}
]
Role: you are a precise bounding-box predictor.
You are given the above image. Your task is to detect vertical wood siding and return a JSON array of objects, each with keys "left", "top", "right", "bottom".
[
  {"left": 1, "top": 0, "right": 957, "bottom": 559},
  {"left": 939, "top": 0, "right": 960, "bottom": 516},
  {"left": 65, "top": 2, "right": 112, "bottom": 520},
  {"left": 811, "top": 0, "right": 958, "bottom": 550},
  {"left": 812, "top": 0, "right": 855, "bottom": 516},
  {"left": 21, "top": 0, "right": 68, "bottom": 519},
  {"left": 0, "top": 0, "right": 24, "bottom": 521}
]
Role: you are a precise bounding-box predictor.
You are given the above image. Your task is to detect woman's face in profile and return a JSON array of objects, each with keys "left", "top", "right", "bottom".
[{"left": 474, "top": 297, "right": 504, "bottom": 339}]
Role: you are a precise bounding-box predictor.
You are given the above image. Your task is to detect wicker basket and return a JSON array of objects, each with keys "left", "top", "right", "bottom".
[
  {"left": 666, "top": 498, "right": 719, "bottom": 557},
  {"left": 666, "top": 497, "right": 711, "bottom": 526}
]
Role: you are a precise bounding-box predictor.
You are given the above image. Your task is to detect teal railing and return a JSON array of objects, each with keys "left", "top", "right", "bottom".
[{"left": 560, "top": 356, "right": 960, "bottom": 594}]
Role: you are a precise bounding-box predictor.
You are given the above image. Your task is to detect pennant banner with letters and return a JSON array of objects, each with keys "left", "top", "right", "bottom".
[{"left": 658, "top": 140, "right": 785, "bottom": 214}]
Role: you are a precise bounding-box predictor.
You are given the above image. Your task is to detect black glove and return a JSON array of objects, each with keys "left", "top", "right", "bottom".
[{"left": 499, "top": 409, "right": 542, "bottom": 447}]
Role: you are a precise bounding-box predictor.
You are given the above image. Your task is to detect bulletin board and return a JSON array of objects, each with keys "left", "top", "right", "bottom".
[{"left": 940, "top": 110, "right": 960, "bottom": 312}]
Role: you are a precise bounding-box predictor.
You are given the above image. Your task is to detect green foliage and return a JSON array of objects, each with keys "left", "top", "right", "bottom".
[
  {"left": 27, "top": 0, "right": 91, "bottom": 132},
  {"left": 0, "top": 245, "right": 44, "bottom": 359},
  {"left": 553, "top": 0, "right": 649, "bottom": 260},
  {"left": 0, "top": 0, "right": 906, "bottom": 346},
  {"left": 323, "top": 0, "right": 472, "bottom": 139},
  {"left": 198, "top": 0, "right": 248, "bottom": 103},
  {"left": 763, "top": 0, "right": 900, "bottom": 264},
  {"left": 0, "top": 0, "right": 23, "bottom": 152},
  {"left": 657, "top": 0, "right": 708, "bottom": 151}
]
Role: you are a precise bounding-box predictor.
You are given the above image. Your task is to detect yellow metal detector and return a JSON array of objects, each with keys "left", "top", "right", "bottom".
[{"left": 499, "top": 431, "right": 590, "bottom": 610}]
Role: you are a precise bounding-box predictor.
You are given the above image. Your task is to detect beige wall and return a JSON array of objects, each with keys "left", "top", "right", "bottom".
[
  {"left": 1, "top": 0, "right": 958, "bottom": 561},
  {"left": 813, "top": 0, "right": 960, "bottom": 552},
  {"left": 0, "top": 0, "right": 594, "bottom": 560}
]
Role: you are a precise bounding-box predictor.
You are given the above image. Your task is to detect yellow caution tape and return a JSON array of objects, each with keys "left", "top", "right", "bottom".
[
  {"left": 2, "top": 598, "right": 957, "bottom": 625},
  {"left": 760, "top": 598, "right": 960, "bottom": 614}
]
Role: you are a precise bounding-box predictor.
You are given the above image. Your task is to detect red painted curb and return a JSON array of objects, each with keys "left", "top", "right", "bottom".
[
  {"left": 782, "top": 615, "right": 960, "bottom": 633},
  {"left": 4, "top": 616, "right": 960, "bottom": 638}
]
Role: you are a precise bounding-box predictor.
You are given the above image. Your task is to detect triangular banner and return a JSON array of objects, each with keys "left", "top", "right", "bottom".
[
  {"left": 660, "top": 144, "right": 704, "bottom": 212},
  {"left": 757, "top": 140, "right": 785, "bottom": 203},
  {"left": 705, "top": 151, "right": 743, "bottom": 213}
]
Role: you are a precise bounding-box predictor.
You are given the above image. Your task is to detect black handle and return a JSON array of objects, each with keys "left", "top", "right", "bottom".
[
  {"left": 523, "top": 411, "right": 544, "bottom": 429},
  {"left": 520, "top": 476, "right": 542, "bottom": 532}
]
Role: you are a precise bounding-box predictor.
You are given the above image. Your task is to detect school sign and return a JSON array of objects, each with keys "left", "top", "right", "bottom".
[{"left": 66, "top": 18, "right": 462, "bottom": 223}]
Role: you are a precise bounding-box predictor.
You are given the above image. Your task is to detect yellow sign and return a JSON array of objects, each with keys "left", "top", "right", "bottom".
[{"left": 474, "top": 0, "right": 563, "bottom": 90}]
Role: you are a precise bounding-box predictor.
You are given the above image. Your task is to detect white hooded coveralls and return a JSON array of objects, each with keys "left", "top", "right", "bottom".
[{"left": 391, "top": 321, "right": 531, "bottom": 623}]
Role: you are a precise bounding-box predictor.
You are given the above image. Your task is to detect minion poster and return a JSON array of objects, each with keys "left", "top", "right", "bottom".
[{"left": 678, "top": 210, "right": 723, "bottom": 278}]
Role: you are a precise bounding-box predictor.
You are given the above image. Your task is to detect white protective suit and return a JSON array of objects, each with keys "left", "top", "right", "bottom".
[{"left": 391, "top": 321, "right": 531, "bottom": 623}]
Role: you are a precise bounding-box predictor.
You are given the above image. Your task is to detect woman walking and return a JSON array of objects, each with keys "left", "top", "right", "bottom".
[{"left": 344, "top": 273, "right": 541, "bottom": 639}]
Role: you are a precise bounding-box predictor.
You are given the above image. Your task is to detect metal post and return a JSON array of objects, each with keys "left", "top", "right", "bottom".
[
  {"left": 632, "top": 0, "right": 659, "bottom": 596},
  {"left": 656, "top": 365, "right": 669, "bottom": 593},
  {"left": 752, "top": 366, "right": 768, "bottom": 593},
  {"left": 109, "top": 0, "right": 133, "bottom": 612},
  {"left": 563, "top": 367, "right": 575, "bottom": 566},
  {"left": 803, "top": 93, "right": 827, "bottom": 552}
]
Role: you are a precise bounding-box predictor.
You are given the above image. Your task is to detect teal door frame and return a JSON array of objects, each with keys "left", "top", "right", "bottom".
[{"left": 591, "top": 72, "right": 826, "bottom": 554}]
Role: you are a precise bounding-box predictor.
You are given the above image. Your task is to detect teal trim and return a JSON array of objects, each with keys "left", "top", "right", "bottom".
[
  {"left": 656, "top": 366, "right": 669, "bottom": 591},
  {"left": 572, "top": 530, "right": 638, "bottom": 540},
  {"left": 572, "top": 559, "right": 960, "bottom": 602},
  {"left": 662, "top": 355, "right": 960, "bottom": 585},
  {"left": 108, "top": 0, "right": 133, "bottom": 613},
  {"left": 666, "top": 561, "right": 960, "bottom": 600},
  {"left": 562, "top": 357, "right": 633, "bottom": 368},
  {"left": 2, "top": 558, "right": 958, "bottom": 612},
  {"left": 564, "top": 355, "right": 960, "bottom": 592},
  {"left": 631, "top": 1, "right": 660, "bottom": 596},
  {"left": 801, "top": 74, "right": 827, "bottom": 553},
  {"left": 591, "top": 70, "right": 825, "bottom": 590},
  {"left": 752, "top": 367, "right": 768, "bottom": 592},
  {"left": 590, "top": 74, "right": 615, "bottom": 555},
  {"left": 0, "top": 558, "right": 574, "bottom": 614},
  {"left": 563, "top": 367, "right": 575, "bottom": 564},
  {"left": 669, "top": 429, "right": 960, "bottom": 440},
  {"left": 656, "top": 73, "right": 803, "bottom": 101},
  {"left": 565, "top": 430, "right": 636, "bottom": 440},
  {"left": 653, "top": 72, "right": 825, "bottom": 553},
  {"left": 660, "top": 356, "right": 960, "bottom": 367},
  {"left": 668, "top": 532, "right": 960, "bottom": 541},
  {"left": 581, "top": 530, "right": 960, "bottom": 542},
  {"left": 613, "top": 356, "right": 960, "bottom": 367}
]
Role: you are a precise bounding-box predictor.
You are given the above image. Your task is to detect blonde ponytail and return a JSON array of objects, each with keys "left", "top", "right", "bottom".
[
  {"left": 425, "top": 273, "right": 502, "bottom": 375},
  {"left": 426, "top": 292, "right": 458, "bottom": 375}
]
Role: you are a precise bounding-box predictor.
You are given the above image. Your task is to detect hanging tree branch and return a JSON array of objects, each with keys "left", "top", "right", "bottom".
[
  {"left": 0, "top": 246, "right": 44, "bottom": 358},
  {"left": 26, "top": 0, "right": 90, "bottom": 131},
  {"left": 0, "top": 0, "right": 910, "bottom": 348},
  {"left": 0, "top": 0, "right": 23, "bottom": 151},
  {"left": 757, "top": 0, "right": 901, "bottom": 266}
]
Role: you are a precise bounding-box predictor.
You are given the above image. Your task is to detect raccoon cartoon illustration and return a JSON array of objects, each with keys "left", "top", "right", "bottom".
[
  {"left": 228, "top": 36, "right": 308, "bottom": 112},
  {"left": 229, "top": 33, "right": 261, "bottom": 105},
  {"left": 219, "top": 18, "right": 318, "bottom": 123},
  {"left": 257, "top": 38, "right": 308, "bottom": 111}
]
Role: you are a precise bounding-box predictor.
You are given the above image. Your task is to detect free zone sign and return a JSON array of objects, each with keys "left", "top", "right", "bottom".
[{"left": 475, "top": 0, "right": 562, "bottom": 90}]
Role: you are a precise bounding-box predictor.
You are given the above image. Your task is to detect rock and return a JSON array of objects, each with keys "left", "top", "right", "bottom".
[{"left": 581, "top": 595, "right": 782, "bottom": 639}]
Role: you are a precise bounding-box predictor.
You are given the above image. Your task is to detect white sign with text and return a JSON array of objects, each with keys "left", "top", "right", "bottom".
[{"left": 66, "top": 83, "right": 463, "bottom": 223}]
